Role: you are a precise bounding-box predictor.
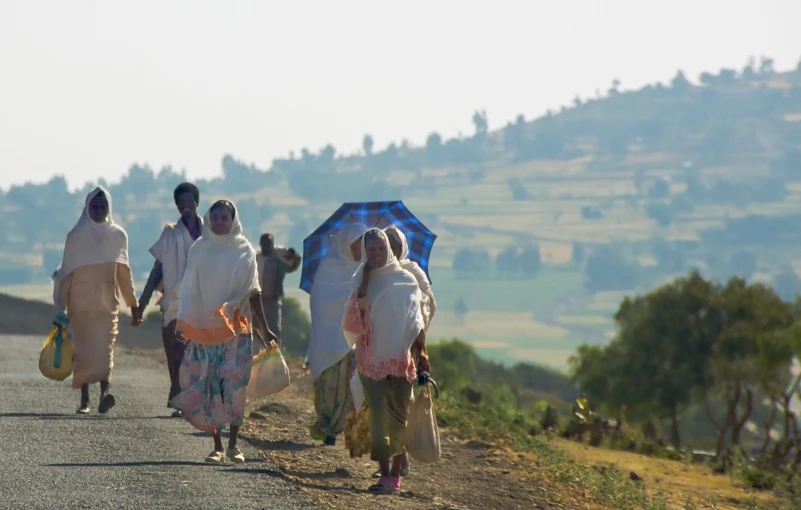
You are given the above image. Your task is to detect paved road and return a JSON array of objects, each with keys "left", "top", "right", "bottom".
[{"left": 0, "top": 335, "right": 319, "bottom": 510}]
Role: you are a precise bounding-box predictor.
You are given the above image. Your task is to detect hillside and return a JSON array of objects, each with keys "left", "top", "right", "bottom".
[{"left": 2, "top": 59, "right": 801, "bottom": 370}]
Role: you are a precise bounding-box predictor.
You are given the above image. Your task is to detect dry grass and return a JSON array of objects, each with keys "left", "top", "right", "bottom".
[{"left": 556, "top": 438, "right": 778, "bottom": 509}]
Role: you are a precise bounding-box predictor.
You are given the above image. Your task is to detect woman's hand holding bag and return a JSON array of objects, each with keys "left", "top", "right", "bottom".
[{"left": 406, "top": 377, "right": 441, "bottom": 464}]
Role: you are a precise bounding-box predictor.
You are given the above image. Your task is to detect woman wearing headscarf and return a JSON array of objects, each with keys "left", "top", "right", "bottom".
[
  {"left": 307, "top": 223, "right": 368, "bottom": 445},
  {"left": 172, "top": 200, "right": 277, "bottom": 464},
  {"left": 384, "top": 225, "right": 437, "bottom": 330},
  {"left": 342, "top": 228, "right": 431, "bottom": 494},
  {"left": 52, "top": 186, "right": 140, "bottom": 414}
]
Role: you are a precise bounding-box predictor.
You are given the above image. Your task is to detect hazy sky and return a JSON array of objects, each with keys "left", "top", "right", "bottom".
[{"left": 1, "top": 0, "right": 799, "bottom": 190}]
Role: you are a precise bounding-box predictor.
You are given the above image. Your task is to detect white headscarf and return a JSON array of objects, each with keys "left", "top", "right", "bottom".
[
  {"left": 57, "top": 186, "right": 129, "bottom": 279},
  {"left": 307, "top": 223, "right": 368, "bottom": 380},
  {"left": 384, "top": 225, "right": 437, "bottom": 329},
  {"left": 52, "top": 187, "right": 129, "bottom": 316},
  {"left": 345, "top": 228, "right": 424, "bottom": 362},
  {"left": 176, "top": 201, "right": 260, "bottom": 344}
]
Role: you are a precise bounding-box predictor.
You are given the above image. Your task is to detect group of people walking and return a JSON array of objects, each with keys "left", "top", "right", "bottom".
[{"left": 51, "top": 182, "right": 435, "bottom": 494}]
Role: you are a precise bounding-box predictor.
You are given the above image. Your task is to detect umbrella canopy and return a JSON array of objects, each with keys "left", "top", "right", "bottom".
[{"left": 300, "top": 201, "right": 436, "bottom": 293}]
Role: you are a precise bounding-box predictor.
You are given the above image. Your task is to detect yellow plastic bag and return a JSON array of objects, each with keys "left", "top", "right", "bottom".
[
  {"left": 39, "top": 325, "right": 73, "bottom": 381},
  {"left": 246, "top": 344, "right": 290, "bottom": 398},
  {"left": 406, "top": 385, "right": 441, "bottom": 464}
]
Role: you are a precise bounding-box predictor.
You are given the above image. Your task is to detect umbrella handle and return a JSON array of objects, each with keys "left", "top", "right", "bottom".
[{"left": 417, "top": 372, "right": 440, "bottom": 399}]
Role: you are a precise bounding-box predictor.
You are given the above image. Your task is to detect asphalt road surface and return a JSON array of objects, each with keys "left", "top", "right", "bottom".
[{"left": 0, "top": 335, "right": 319, "bottom": 510}]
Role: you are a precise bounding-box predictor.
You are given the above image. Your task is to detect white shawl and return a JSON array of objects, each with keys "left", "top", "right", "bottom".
[
  {"left": 345, "top": 229, "right": 425, "bottom": 410},
  {"left": 149, "top": 217, "right": 202, "bottom": 325},
  {"left": 307, "top": 223, "right": 368, "bottom": 380},
  {"left": 52, "top": 186, "right": 129, "bottom": 315},
  {"left": 384, "top": 225, "right": 437, "bottom": 330},
  {"left": 176, "top": 202, "right": 260, "bottom": 344}
]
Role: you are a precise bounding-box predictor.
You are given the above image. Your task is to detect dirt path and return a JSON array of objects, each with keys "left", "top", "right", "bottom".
[{"left": 240, "top": 362, "right": 563, "bottom": 510}]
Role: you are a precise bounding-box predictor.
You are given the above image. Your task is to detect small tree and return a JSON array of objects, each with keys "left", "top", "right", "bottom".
[{"left": 455, "top": 298, "right": 468, "bottom": 323}]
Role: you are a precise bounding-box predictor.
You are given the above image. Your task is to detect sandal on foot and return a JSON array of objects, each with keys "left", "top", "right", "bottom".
[
  {"left": 204, "top": 451, "right": 225, "bottom": 463},
  {"left": 309, "top": 425, "right": 325, "bottom": 442},
  {"left": 226, "top": 447, "right": 245, "bottom": 463},
  {"left": 368, "top": 476, "right": 396, "bottom": 494},
  {"left": 76, "top": 405, "right": 90, "bottom": 415},
  {"left": 98, "top": 394, "right": 116, "bottom": 414}
]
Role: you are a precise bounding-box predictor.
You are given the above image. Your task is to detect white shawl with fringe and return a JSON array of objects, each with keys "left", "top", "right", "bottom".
[{"left": 176, "top": 202, "right": 260, "bottom": 344}]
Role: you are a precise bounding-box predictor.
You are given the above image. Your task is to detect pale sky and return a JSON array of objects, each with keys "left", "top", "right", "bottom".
[{"left": 1, "top": 0, "right": 799, "bottom": 190}]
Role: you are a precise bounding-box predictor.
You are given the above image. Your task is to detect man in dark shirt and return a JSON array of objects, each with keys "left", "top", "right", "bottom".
[{"left": 256, "top": 233, "right": 301, "bottom": 348}]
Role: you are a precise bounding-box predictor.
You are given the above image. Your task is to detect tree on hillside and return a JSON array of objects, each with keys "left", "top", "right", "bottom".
[
  {"left": 507, "top": 178, "right": 529, "bottom": 200},
  {"left": 759, "top": 56, "right": 775, "bottom": 74},
  {"left": 571, "top": 271, "right": 800, "bottom": 455},
  {"left": 671, "top": 70, "right": 691, "bottom": 91},
  {"left": 453, "top": 248, "right": 492, "bottom": 279},
  {"left": 584, "top": 246, "right": 637, "bottom": 293},
  {"left": 472, "top": 110, "right": 488, "bottom": 137},
  {"left": 454, "top": 298, "right": 468, "bottom": 324},
  {"left": 519, "top": 245, "right": 542, "bottom": 279},
  {"left": 362, "top": 134, "right": 374, "bottom": 156},
  {"left": 495, "top": 245, "right": 519, "bottom": 277},
  {"left": 425, "top": 132, "right": 444, "bottom": 165}
]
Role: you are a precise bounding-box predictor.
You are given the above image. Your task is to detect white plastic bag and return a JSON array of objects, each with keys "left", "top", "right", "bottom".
[
  {"left": 350, "top": 373, "right": 365, "bottom": 413},
  {"left": 246, "top": 344, "right": 290, "bottom": 398},
  {"left": 406, "top": 385, "right": 441, "bottom": 464}
]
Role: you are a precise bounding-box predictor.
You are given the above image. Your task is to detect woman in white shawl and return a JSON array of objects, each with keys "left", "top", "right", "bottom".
[
  {"left": 342, "top": 228, "right": 431, "bottom": 494},
  {"left": 384, "top": 225, "right": 437, "bottom": 330},
  {"left": 307, "top": 223, "right": 368, "bottom": 445},
  {"left": 52, "top": 186, "right": 140, "bottom": 414},
  {"left": 172, "top": 200, "right": 277, "bottom": 464}
]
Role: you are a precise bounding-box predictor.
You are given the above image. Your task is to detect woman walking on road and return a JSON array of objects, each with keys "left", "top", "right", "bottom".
[
  {"left": 52, "top": 186, "right": 140, "bottom": 414},
  {"left": 307, "top": 223, "right": 368, "bottom": 445},
  {"left": 172, "top": 199, "right": 277, "bottom": 463},
  {"left": 342, "top": 228, "right": 431, "bottom": 493}
]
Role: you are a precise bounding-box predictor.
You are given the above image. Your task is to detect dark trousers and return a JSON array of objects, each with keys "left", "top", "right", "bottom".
[{"left": 163, "top": 319, "right": 187, "bottom": 407}]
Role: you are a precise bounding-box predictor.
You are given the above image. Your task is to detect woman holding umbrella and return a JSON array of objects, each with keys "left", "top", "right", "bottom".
[
  {"left": 342, "top": 228, "right": 431, "bottom": 494},
  {"left": 307, "top": 223, "right": 368, "bottom": 445}
]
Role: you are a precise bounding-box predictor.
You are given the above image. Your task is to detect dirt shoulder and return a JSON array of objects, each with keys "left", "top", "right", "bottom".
[
  {"left": 240, "top": 360, "right": 782, "bottom": 510},
  {"left": 240, "top": 361, "right": 561, "bottom": 510}
]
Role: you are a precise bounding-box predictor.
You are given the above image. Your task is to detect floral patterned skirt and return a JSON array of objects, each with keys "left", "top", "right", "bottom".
[
  {"left": 313, "top": 351, "right": 356, "bottom": 437},
  {"left": 171, "top": 334, "right": 253, "bottom": 434}
]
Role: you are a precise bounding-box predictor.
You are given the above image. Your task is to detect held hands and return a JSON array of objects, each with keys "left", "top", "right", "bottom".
[{"left": 131, "top": 306, "right": 144, "bottom": 327}]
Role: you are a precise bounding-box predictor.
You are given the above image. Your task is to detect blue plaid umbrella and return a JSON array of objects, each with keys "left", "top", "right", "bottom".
[{"left": 300, "top": 201, "right": 436, "bottom": 293}]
